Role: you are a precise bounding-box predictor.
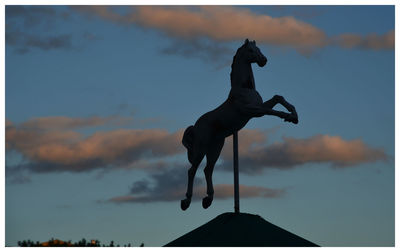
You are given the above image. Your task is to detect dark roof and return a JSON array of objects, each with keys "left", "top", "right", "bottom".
[{"left": 164, "top": 212, "right": 318, "bottom": 247}]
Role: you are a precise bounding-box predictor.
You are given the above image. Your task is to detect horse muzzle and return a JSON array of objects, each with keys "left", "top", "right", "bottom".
[{"left": 257, "top": 56, "right": 267, "bottom": 67}]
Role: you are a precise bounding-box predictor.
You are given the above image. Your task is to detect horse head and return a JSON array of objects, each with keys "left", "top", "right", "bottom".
[{"left": 241, "top": 39, "right": 267, "bottom": 67}]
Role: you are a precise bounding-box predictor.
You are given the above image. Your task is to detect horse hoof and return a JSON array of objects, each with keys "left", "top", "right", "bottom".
[
  {"left": 292, "top": 115, "right": 298, "bottom": 124},
  {"left": 181, "top": 198, "right": 191, "bottom": 211},
  {"left": 292, "top": 112, "right": 299, "bottom": 124},
  {"left": 202, "top": 196, "right": 213, "bottom": 209},
  {"left": 285, "top": 113, "right": 298, "bottom": 124}
]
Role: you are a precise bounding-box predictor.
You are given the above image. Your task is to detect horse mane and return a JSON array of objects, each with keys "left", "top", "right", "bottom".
[
  {"left": 230, "top": 44, "right": 245, "bottom": 69},
  {"left": 230, "top": 43, "right": 246, "bottom": 87}
]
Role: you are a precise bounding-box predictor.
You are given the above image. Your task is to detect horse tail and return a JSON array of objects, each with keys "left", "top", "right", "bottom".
[{"left": 182, "top": 125, "right": 194, "bottom": 164}]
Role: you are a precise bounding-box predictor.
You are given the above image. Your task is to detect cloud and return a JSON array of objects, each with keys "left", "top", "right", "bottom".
[
  {"left": 72, "top": 5, "right": 326, "bottom": 52},
  {"left": 6, "top": 117, "right": 184, "bottom": 173},
  {"left": 213, "top": 184, "right": 285, "bottom": 199},
  {"left": 19, "top": 115, "right": 132, "bottom": 131},
  {"left": 160, "top": 38, "right": 234, "bottom": 68},
  {"left": 72, "top": 5, "right": 394, "bottom": 54},
  {"left": 136, "top": 6, "right": 326, "bottom": 48},
  {"left": 107, "top": 167, "right": 285, "bottom": 203},
  {"left": 333, "top": 30, "right": 394, "bottom": 50},
  {"left": 5, "top": 6, "right": 96, "bottom": 54},
  {"left": 6, "top": 6, "right": 394, "bottom": 56},
  {"left": 6, "top": 6, "right": 75, "bottom": 53},
  {"left": 5, "top": 164, "right": 32, "bottom": 184},
  {"left": 221, "top": 129, "right": 268, "bottom": 158},
  {"left": 6, "top": 6, "right": 60, "bottom": 26},
  {"left": 119, "top": 167, "right": 201, "bottom": 203},
  {"left": 6, "top": 116, "right": 388, "bottom": 176},
  {"left": 82, "top": 31, "right": 102, "bottom": 41},
  {"left": 6, "top": 28, "right": 73, "bottom": 54},
  {"left": 24, "top": 34, "right": 72, "bottom": 50},
  {"left": 220, "top": 134, "right": 388, "bottom": 174},
  {"left": 71, "top": 5, "right": 128, "bottom": 23}
]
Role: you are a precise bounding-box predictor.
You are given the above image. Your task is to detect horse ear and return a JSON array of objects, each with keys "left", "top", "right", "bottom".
[{"left": 245, "top": 38, "right": 249, "bottom": 45}]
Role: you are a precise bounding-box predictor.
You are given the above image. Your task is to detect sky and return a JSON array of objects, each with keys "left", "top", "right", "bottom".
[{"left": 4, "top": 4, "right": 395, "bottom": 247}]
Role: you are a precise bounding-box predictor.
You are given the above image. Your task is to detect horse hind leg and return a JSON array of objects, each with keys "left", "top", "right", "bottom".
[
  {"left": 181, "top": 147, "right": 205, "bottom": 211},
  {"left": 202, "top": 139, "right": 224, "bottom": 209}
]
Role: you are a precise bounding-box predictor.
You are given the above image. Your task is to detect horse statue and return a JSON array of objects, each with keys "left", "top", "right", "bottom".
[{"left": 181, "top": 39, "right": 298, "bottom": 211}]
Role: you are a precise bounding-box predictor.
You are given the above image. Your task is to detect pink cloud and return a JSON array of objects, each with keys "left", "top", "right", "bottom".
[
  {"left": 132, "top": 6, "right": 327, "bottom": 48},
  {"left": 6, "top": 116, "right": 388, "bottom": 174},
  {"left": 333, "top": 30, "right": 394, "bottom": 50},
  {"left": 221, "top": 134, "right": 388, "bottom": 173},
  {"left": 6, "top": 117, "right": 184, "bottom": 172},
  {"left": 72, "top": 6, "right": 394, "bottom": 53},
  {"left": 72, "top": 6, "right": 326, "bottom": 51}
]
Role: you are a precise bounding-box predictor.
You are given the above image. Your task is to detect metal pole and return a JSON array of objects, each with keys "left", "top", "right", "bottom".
[{"left": 233, "top": 131, "right": 240, "bottom": 213}]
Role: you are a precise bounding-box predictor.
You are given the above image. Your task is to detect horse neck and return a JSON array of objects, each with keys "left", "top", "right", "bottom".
[{"left": 230, "top": 57, "right": 255, "bottom": 89}]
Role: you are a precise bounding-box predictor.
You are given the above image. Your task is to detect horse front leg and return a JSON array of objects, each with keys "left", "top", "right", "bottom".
[
  {"left": 180, "top": 165, "right": 196, "bottom": 211},
  {"left": 263, "top": 95, "right": 298, "bottom": 124}
]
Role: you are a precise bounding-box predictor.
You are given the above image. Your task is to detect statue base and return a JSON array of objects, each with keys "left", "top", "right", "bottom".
[{"left": 164, "top": 212, "right": 318, "bottom": 247}]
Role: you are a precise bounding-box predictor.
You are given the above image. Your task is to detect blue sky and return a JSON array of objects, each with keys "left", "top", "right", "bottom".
[{"left": 5, "top": 5, "right": 394, "bottom": 246}]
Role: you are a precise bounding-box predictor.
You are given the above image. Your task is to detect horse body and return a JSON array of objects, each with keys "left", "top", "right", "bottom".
[
  {"left": 181, "top": 39, "right": 298, "bottom": 211},
  {"left": 192, "top": 92, "right": 252, "bottom": 138}
]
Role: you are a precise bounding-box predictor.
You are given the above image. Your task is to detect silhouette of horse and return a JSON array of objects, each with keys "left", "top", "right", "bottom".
[{"left": 181, "top": 39, "right": 298, "bottom": 211}]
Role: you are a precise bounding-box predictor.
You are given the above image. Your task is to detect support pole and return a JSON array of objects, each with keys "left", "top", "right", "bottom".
[{"left": 233, "top": 131, "right": 240, "bottom": 213}]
